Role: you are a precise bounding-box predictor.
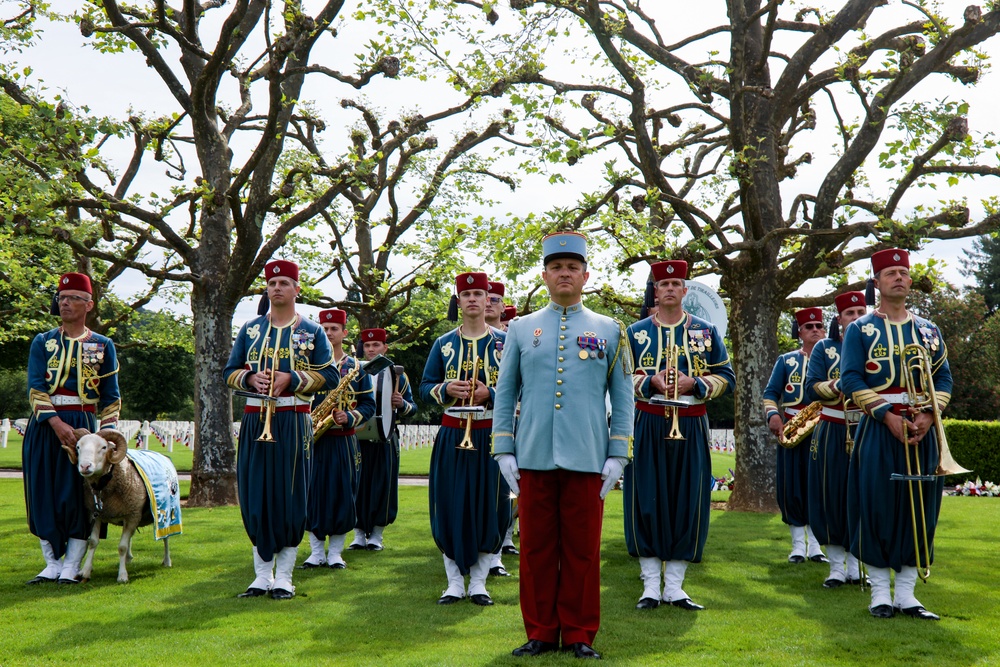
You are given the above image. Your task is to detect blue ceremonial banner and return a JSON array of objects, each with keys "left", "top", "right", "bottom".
[{"left": 127, "top": 449, "right": 183, "bottom": 540}]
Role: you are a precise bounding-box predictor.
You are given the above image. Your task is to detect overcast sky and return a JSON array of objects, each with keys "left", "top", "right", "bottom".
[{"left": 11, "top": 1, "right": 998, "bottom": 328}]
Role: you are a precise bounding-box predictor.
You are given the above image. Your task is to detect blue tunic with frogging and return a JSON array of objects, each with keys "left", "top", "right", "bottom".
[
  {"left": 841, "top": 313, "right": 951, "bottom": 571},
  {"left": 421, "top": 327, "right": 510, "bottom": 574},
  {"left": 623, "top": 313, "right": 734, "bottom": 562},
  {"left": 763, "top": 350, "right": 811, "bottom": 527}
]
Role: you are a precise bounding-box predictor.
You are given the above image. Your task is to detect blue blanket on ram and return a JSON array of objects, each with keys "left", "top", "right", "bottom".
[{"left": 127, "top": 449, "right": 183, "bottom": 540}]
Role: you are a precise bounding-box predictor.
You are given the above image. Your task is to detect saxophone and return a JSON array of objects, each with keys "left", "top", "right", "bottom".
[
  {"left": 778, "top": 400, "right": 823, "bottom": 449},
  {"left": 312, "top": 367, "right": 360, "bottom": 441}
]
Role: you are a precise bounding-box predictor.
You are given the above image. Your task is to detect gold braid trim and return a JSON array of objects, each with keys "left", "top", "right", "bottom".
[
  {"left": 608, "top": 318, "right": 633, "bottom": 379},
  {"left": 936, "top": 391, "right": 951, "bottom": 411},
  {"left": 702, "top": 374, "right": 729, "bottom": 400},
  {"left": 29, "top": 389, "right": 55, "bottom": 416},
  {"left": 813, "top": 379, "right": 840, "bottom": 401},
  {"left": 851, "top": 389, "right": 886, "bottom": 417},
  {"left": 296, "top": 370, "right": 328, "bottom": 394},
  {"left": 931, "top": 340, "right": 949, "bottom": 373}
]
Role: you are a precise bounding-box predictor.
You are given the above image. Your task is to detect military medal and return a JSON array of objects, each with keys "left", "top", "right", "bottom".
[{"left": 579, "top": 349, "right": 589, "bottom": 360}]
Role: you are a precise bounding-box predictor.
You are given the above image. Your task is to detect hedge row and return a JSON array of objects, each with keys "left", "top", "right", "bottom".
[{"left": 943, "top": 420, "right": 1000, "bottom": 484}]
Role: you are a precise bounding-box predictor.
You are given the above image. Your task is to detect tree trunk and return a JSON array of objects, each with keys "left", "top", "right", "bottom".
[
  {"left": 187, "top": 276, "right": 238, "bottom": 506},
  {"left": 726, "top": 268, "right": 781, "bottom": 512}
]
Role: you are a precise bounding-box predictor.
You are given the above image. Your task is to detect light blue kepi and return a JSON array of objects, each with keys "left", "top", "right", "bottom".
[{"left": 542, "top": 231, "right": 587, "bottom": 264}]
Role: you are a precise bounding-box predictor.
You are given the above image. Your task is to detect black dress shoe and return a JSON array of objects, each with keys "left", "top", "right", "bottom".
[
  {"left": 823, "top": 577, "right": 846, "bottom": 589},
  {"left": 869, "top": 604, "right": 895, "bottom": 618},
  {"left": 56, "top": 578, "right": 80, "bottom": 585},
  {"left": 297, "top": 561, "right": 324, "bottom": 569},
  {"left": 366, "top": 543, "right": 384, "bottom": 552},
  {"left": 512, "top": 640, "right": 558, "bottom": 657},
  {"left": 328, "top": 562, "right": 346, "bottom": 569},
  {"left": 636, "top": 597, "right": 659, "bottom": 610},
  {"left": 269, "top": 588, "right": 294, "bottom": 600},
  {"left": 26, "top": 576, "right": 57, "bottom": 585},
  {"left": 470, "top": 593, "right": 494, "bottom": 606},
  {"left": 809, "top": 554, "right": 830, "bottom": 563},
  {"left": 563, "top": 643, "right": 601, "bottom": 659},
  {"left": 502, "top": 545, "right": 520, "bottom": 556},
  {"left": 669, "top": 598, "right": 704, "bottom": 611},
  {"left": 347, "top": 543, "right": 366, "bottom": 550},
  {"left": 489, "top": 566, "right": 510, "bottom": 577},
  {"left": 437, "top": 594, "right": 463, "bottom": 605},
  {"left": 899, "top": 605, "right": 940, "bottom": 621},
  {"left": 237, "top": 587, "right": 268, "bottom": 598},
  {"left": 788, "top": 554, "right": 806, "bottom": 564}
]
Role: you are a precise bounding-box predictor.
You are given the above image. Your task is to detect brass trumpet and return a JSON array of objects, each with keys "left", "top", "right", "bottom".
[
  {"left": 889, "top": 343, "right": 971, "bottom": 582},
  {"left": 234, "top": 342, "right": 281, "bottom": 442},
  {"left": 456, "top": 354, "right": 483, "bottom": 451},
  {"left": 664, "top": 345, "right": 684, "bottom": 440},
  {"left": 650, "top": 344, "right": 686, "bottom": 441},
  {"left": 451, "top": 342, "right": 486, "bottom": 452}
]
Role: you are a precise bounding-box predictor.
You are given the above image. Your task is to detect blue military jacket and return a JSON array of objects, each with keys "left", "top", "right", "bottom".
[
  {"left": 805, "top": 339, "right": 844, "bottom": 406},
  {"left": 840, "top": 312, "right": 952, "bottom": 421},
  {"left": 224, "top": 314, "right": 340, "bottom": 400},
  {"left": 420, "top": 326, "right": 505, "bottom": 410},
  {"left": 492, "top": 301, "right": 634, "bottom": 473},
  {"left": 628, "top": 313, "right": 734, "bottom": 404},
  {"left": 763, "top": 349, "right": 811, "bottom": 420},
  {"left": 27, "top": 327, "right": 121, "bottom": 429}
]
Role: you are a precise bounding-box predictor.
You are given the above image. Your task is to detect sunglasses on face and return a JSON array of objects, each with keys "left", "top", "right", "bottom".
[
  {"left": 57, "top": 295, "right": 91, "bottom": 304},
  {"left": 487, "top": 296, "right": 503, "bottom": 304},
  {"left": 801, "top": 322, "right": 825, "bottom": 330}
]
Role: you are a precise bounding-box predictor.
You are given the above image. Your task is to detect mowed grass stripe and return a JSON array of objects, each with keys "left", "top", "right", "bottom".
[{"left": 0, "top": 481, "right": 998, "bottom": 666}]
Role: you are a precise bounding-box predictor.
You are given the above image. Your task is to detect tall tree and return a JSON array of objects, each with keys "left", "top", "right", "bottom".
[
  {"left": 422, "top": 1, "right": 1000, "bottom": 509},
  {"left": 964, "top": 234, "right": 1000, "bottom": 314},
  {"left": 1, "top": 2, "right": 528, "bottom": 505}
]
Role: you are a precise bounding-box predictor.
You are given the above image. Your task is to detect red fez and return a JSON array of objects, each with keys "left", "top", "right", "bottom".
[
  {"left": 794, "top": 307, "right": 823, "bottom": 326},
  {"left": 360, "top": 328, "right": 387, "bottom": 343},
  {"left": 834, "top": 291, "right": 865, "bottom": 314},
  {"left": 455, "top": 272, "right": 490, "bottom": 293},
  {"left": 501, "top": 305, "right": 517, "bottom": 322},
  {"left": 265, "top": 260, "right": 299, "bottom": 282},
  {"left": 871, "top": 248, "right": 909, "bottom": 275},
  {"left": 651, "top": 260, "right": 688, "bottom": 282},
  {"left": 58, "top": 273, "right": 92, "bottom": 294},
  {"left": 319, "top": 309, "right": 347, "bottom": 325},
  {"left": 488, "top": 281, "right": 506, "bottom": 297}
]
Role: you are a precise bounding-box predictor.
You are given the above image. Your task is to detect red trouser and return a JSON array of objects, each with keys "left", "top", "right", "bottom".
[{"left": 518, "top": 468, "right": 604, "bottom": 646}]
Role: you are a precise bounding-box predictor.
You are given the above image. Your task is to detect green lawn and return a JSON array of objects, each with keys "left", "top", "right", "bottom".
[
  {"left": 1, "top": 479, "right": 997, "bottom": 666},
  {"left": 1, "top": 431, "right": 195, "bottom": 471}
]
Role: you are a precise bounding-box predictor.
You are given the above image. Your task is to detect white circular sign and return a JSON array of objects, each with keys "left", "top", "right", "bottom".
[{"left": 683, "top": 280, "right": 728, "bottom": 339}]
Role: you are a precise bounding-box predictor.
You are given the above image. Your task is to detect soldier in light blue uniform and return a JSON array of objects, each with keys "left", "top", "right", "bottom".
[
  {"left": 225, "top": 260, "right": 340, "bottom": 600},
  {"left": 763, "top": 307, "right": 828, "bottom": 564},
  {"left": 841, "top": 248, "right": 953, "bottom": 621},
  {"left": 23, "top": 272, "right": 120, "bottom": 585},
  {"left": 804, "top": 291, "right": 867, "bottom": 589},
  {"left": 493, "top": 232, "right": 634, "bottom": 661},
  {"left": 625, "top": 260, "right": 734, "bottom": 611}
]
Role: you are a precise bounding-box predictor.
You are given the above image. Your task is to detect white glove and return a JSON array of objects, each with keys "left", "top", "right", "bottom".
[
  {"left": 495, "top": 453, "right": 520, "bottom": 496},
  {"left": 599, "top": 457, "right": 628, "bottom": 499}
]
